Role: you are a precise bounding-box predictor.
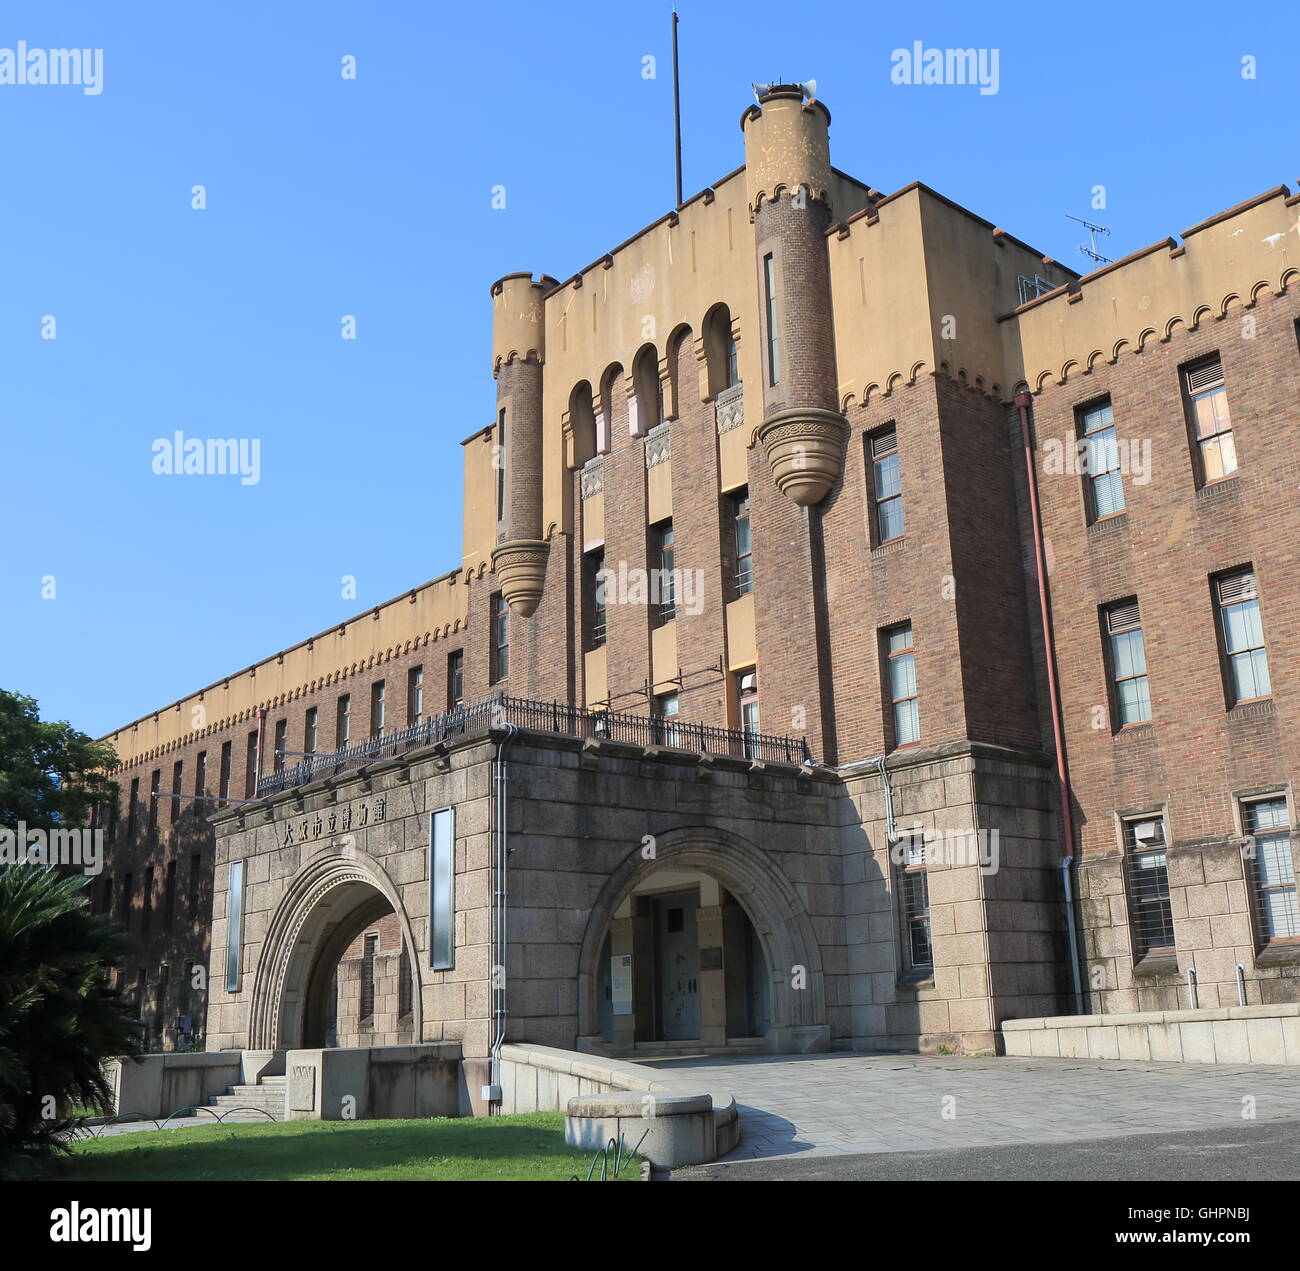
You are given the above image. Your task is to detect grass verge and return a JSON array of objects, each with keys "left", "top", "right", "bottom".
[{"left": 58, "top": 1112, "right": 642, "bottom": 1182}]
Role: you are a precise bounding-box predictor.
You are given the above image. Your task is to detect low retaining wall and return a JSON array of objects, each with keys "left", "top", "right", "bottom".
[
  {"left": 498, "top": 1042, "right": 739, "bottom": 1167},
  {"left": 104, "top": 1051, "right": 250, "bottom": 1120},
  {"left": 283, "top": 1043, "right": 462, "bottom": 1121},
  {"left": 1003, "top": 1003, "right": 1300, "bottom": 1064}
]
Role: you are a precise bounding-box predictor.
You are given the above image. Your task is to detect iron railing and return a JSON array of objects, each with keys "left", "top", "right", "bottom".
[{"left": 256, "top": 693, "right": 812, "bottom": 797}]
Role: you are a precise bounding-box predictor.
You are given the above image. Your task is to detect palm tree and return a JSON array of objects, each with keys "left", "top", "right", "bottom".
[{"left": 0, "top": 864, "right": 137, "bottom": 1178}]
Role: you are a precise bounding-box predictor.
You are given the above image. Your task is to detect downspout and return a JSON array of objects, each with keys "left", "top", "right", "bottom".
[
  {"left": 253, "top": 708, "right": 266, "bottom": 796},
  {"left": 874, "top": 754, "right": 903, "bottom": 846},
  {"left": 1016, "top": 392, "right": 1084, "bottom": 1015},
  {"left": 488, "top": 722, "right": 517, "bottom": 1111}
]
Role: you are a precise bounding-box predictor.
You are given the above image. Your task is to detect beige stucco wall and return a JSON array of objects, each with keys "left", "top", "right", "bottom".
[{"left": 1007, "top": 186, "right": 1299, "bottom": 393}]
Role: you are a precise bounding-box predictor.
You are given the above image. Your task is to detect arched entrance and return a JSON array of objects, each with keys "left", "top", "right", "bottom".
[
  {"left": 577, "top": 827, "right": 829, "bottom": 1054},
  {"left": 248, "top": 850, "right": 422, "bottom": 1051}
]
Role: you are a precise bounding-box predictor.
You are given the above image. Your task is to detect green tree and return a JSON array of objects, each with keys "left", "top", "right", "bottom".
[
  {"left": 0, "top": 865, "right": 138, "bottom": 1177},
  {"left": 0, "top": 689, "right": 134, "bottom": 1178},
  {"left": 0, "top": 688, "right": 119, "bottom": 828}
]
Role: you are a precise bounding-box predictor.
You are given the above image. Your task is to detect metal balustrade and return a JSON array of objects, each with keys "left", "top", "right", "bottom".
[{"left": 256, "top": 693, "right": 812, "bottom": 797}]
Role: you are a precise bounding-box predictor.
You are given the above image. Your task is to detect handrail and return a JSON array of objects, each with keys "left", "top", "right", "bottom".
[{"left": 256, "top": 693, "right": 813, "bottom": 798}]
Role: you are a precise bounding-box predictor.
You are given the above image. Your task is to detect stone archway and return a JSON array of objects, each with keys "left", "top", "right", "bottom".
[
  {"left": 248, "top": 849, "right": 423, "bottom": 1050},
  {"left": 576, "top": 825, "right": 829, "bottom": 1053}
]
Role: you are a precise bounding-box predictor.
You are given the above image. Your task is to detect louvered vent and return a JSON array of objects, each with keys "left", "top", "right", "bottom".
[
  {"left": 1217, "top": 570, "right": 1257, "bottom": 606},
  {"left": 1106, "top": 599, "right": 1142, "bottom": 635},
  {"left": 1185, "top": 357, "right": 1223, "bottom": 394},
  {"left": 871, "top": 428, "right": 898, "bottom": 459}
]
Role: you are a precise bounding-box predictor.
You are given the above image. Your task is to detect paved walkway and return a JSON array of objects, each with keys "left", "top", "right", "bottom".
[{"left": 647, "top": 1052, "right": 1300, "bottom": 1160}]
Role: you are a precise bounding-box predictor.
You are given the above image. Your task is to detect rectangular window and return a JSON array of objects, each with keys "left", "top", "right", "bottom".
[
  {"left": 398, "top": 947, "right": 413, "bottom": 1020},
  {"left": 653, "top": 521, "right": 676, "bottom": 624},
  {"left": 371, "top": 680, "right": 386, "bottom": 738},
  {"left": 148, "top": 770, "right": 160, "bottom": 830},
  {"left": 360, "top": 933, "right": 378, "bottom": 1022},
  {"left": 1184, "top": 356, "right": 1236, "bottom": 483},
  {"left": 901, "top": 834, "right": 932, "bottom": 971},
  {"left": 585, "top": 549, "right": 607, "bottom": 649},
  {"left": 1245, "top": 797, "right": 1298, "bottom": 943},
  {"left": 101, "top": 875, "right": 113, "bottom": 917},
  {"left": 142, "top": 866, "right": 153, "bottom": 934},
  {"left": 496, "top": 408, "right": 507, "bottom": 522},
  {"left": 225, "top": 859, "right": 245, "bottom": 992},
  {"left": 195, "top": 752, "right": 207, "bottom": 800},
  {"left": 189, "top": 853, "right": 201, "bottom": 921},
  {"left": 407, "top": 667, "right": 424, "bottom": 725},
  {"left": 730, "top": 489, "right": 753, "bottom": 594},
  {"left": 273, "top": 719, "right": 287, "bottom": 772},
  {"left": 869, "top": 428, "right": 905, "bottom": 544},
  {"left": 885, "top": 624, "right": 920, "bottom": 747},
  {"left": 763, "top": 252, "right": 779, "bottom": 386},
  {"left": 128, "top": 777, "right": 139, "bottom": 838},
  {"left": 1124, "top": 817, "right": 1176, "bottom": 958},
  {"left": 1078, "top": 398, "right": 1125, "bottom": 520},
  {"left": 336, "top": 695, "right": 351, "bottom": 747},
  {"left": 736, "top": 670, "right": 759, "bottom": 758},
  {"left": 219, "top": 741, "right": 232, "bottom": 802},
  {"left": 492, "top": 594, "right": 510, "bottom": 682},
  {"left": 1105, "top": 599, "right": 1151, "bottom": 726},
  {"left": 654, "top": 692, "right": 681, "bottom": 746},
  {"left": 429, "top": 807, "right": 456, "bottom": 971},
  {"left": 244, "top": 730, "right": 258, "bottom": 798},
  {"left": 1216, "top": 570, "right": 1271, "bottom": 704},
  {"left": 170, "top": 760, "right": 183, "bottom": 824},
  {"left": 447, "top": 650, "right": 465, "bottom": 708},
  {"left": 120, "top": 872, "right": 133, "bottom": 928},
  {"left": 164, "top": 860, "right": 176, "bottom": 929},
  {"left": 304, "top": 707, "right": 318, "bottom": 755}
]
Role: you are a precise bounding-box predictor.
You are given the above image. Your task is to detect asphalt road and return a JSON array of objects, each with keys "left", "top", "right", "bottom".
[{"left": 672, "top": 1117, "right": 1300, "bottom": 1181}]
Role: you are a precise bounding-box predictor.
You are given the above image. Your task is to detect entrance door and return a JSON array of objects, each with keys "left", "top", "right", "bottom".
[{"left": 654, "top": 890, "right": 700, "bottom": 1041}]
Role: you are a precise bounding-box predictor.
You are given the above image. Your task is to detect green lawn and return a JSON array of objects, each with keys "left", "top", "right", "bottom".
[{"left": 59, "top": 1113, "right": 643, "bottom": 1182}]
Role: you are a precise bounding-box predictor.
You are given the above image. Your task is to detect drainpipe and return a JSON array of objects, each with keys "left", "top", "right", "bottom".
[
  {"left": 1016, "top": 392, "right": 1084, "bottom": 1016},
  {"left": 253, "top": 708, "right": 266, "bottom": 796},
  {"left": 1186, "top": 966, "right": 1199, "bottom": 1010},
  {"left": 487, "top": 722, "right": 517, "bottom": 1111},
  {"left": 874, "top": 755, "right": 903, "bottom": 846},
  {"left": 1235, "top": 963, "right": 1247, "bottom": 1007}
]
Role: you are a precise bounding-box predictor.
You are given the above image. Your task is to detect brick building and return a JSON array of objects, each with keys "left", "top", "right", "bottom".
[{"left": 94, "top": 85, "right": 1300, "bottom": 1068}]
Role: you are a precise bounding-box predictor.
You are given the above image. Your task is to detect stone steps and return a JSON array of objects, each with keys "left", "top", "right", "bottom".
[{"left": 197, "top": 1075, "right": 286, "bottom": 1122}]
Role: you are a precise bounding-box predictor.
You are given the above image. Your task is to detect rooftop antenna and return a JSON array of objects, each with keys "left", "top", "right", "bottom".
[
  {"left": 672, "top": 9, "right": 683, "bottom": 209},
  {"left": 1067, "top": 214, "right": 1113, "bottom": 269}
]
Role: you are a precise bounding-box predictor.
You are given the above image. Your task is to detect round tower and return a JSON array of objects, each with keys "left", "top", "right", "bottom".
[
  {"left": 490, "top": 272, "right": 554, "bottom": 618},
  {"left": 741, "top": 86, "right": 847, "bottom": 505}
]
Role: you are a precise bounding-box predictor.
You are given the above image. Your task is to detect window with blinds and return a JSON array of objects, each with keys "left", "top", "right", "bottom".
[
  {"left": 1078, "top": 398, "right": 1125, "bottom": 520},
  {"left": 869, "top": 426, "right": 904, "bottom": 544},
  {"left": 1215, "top": 569, "right": 1271, "bottom": 704},
  {"left": 1184, "top": 355, "right": 1237, "bottom": 483},
  {"left": 1244, "top": 797, "right": 1298, "bottom": 944},
  {"left": 1105, "top": 598, "right": 1151, "bottom": 726}
]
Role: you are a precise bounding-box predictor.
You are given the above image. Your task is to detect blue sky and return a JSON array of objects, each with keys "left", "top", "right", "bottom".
[{"left": 3, "top": 1, "right": 1296, "bottom": 741}]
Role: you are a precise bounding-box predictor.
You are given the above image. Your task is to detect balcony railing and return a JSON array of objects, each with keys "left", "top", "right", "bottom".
[{"left": 256, "top": 692, "right": 812, "bottom": 797}]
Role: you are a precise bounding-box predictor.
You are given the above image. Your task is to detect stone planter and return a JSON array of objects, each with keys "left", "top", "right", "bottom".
[
  {"left": 491, "top": 539, "right": 550, "bottom": 617},
  {"left": 755, "top": 406, "right": 849, "bottom": 505}
]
